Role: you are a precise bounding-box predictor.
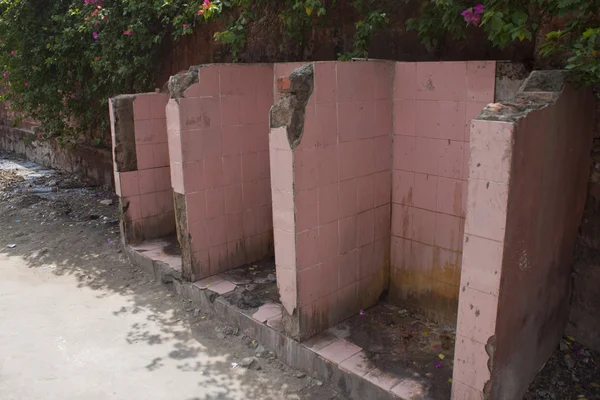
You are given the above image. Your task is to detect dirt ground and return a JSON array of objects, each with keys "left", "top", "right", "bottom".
[{"left": 0, "top": 153, "right": 346, "bottom": 400}]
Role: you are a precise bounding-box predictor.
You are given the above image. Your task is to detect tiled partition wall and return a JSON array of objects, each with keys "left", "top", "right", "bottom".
[
  {"left": 166, "top": 64, "right": 274, "bottom": 282},
  {"left": 110, "top": 93, "right": 175, "bottom": 244},
  {"left": 390, "top": 61, "right": 496, "bottom": 324},
  {"left": 270, "top": 61, "right": 393, "bottom": 340}
]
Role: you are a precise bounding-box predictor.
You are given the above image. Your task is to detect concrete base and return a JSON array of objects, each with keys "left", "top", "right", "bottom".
[{"left": 124, "top": 239, "right": 422, "bottom": 400}]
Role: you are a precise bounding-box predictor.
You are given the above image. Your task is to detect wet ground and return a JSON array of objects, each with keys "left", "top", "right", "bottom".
[
  {"left": 328, "top": 303, "right": 454, "bottom": 399},
  {"left": 222, "top": 259, "right": 280, "bottom": 311}
]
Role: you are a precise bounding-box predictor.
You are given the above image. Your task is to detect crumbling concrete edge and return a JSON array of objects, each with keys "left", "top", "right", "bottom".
[
  {"left": 168, "top": 65, "right": 201, "bottom": 100},
  {"left": 270, "top": 63, "right": 315, "bottom": 149},
  {"left": 110, "top": 94, "right": 138, "bottom": 172},
  {"left": 122, "top": 242, "right": 402, "bottom": 400}
]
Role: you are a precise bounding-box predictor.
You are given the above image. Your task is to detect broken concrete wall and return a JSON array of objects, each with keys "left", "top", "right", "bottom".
[
  {"left": 166, "top": 64, "right": 274, "bottom": 282},
  {"left": 270, "top": 61, "right": 393, "bottom": 341},
  {"left": 109, "top": 93, "right": 175, "bottom": 244},
  {"left": 452, "top": 71, "right": 595, "bottom": 399},
  {"left": 390, "top": 61, "right": 496, "bottom": 325}
]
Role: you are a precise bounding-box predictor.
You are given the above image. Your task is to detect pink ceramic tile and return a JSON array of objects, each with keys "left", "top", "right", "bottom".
[
  {"left": 179, "top": 97, "right": 221, "bottom": 131},
  {"left": 356, "top": 138, "right": 375, "bottom": 176},
  {"left": 412, "top": 208, "right": 436, "bottom": 245},
  {"left": 390, "top": 379, "right": 427, "bottom": 399},
  {"left": 336, "top": 62, "right": 373, "bottom": 102},
  {"left": 464, "top": 102, "right": 489, "bottom": 142},
  {"left": 266, "top": 314, "right": 284, "bottom": 331},
  {"left": 205, "top": 187, "right": 225, "bottom": 219},
  {"left": 357, "top": 101, "right": 376, "bottom": 140},
  {"left": 338, "top": 141, "right": 359, "bottom": 181},
  {"left": 153, "top": 143, "right": 170, "bottom": 168},
  {"left": 465, "top": 180, "right": 509, "bottom": 242},
  {"left": 336, "top": 282, "right": 359, "bottom": 322},
  {"left": 272, "top": 191, "right": 294, "bottom": 233},
  {"left": 297, "top": 228, "right": 320, "bottom": 271},
  {"left": 182, "top": 161, "right": 205, "bottom": 193},
  {"left": 364, "top": 368, "right": 401, "bottom": 391},
  {"left": 269, "top": 148, "right": 293, "bottom": 192},
  {"left": 413, "top": 137, "right": 440, "bottom": 175},
  {"left": 207, "top": 279, "right": 237, "bottom": 295},
  {"left": 320, "top": 256, "right": 339, "bottom": 297},
  {"left": 220, "top": 154, "right": 242, "bottom": 186},
  {"left": 206, "top": 216, "right": 227, "bottom": 247},
  {"left": 456, "top": 287, "right": 498, "bottom": 344},
  {"left": 338, "top": 215, "right": 358, "bottom": 254},
  {"left": 415, "top": 100, "right": 440, "bottom": 139},
  {"left": 372, "top": 170, "right": 391, "bottom": 208},
  {"left": 119, "top": 171, "right": 140, "bottom": 197},
  {"left": 252, "top": 303, "right": 282, "bottom": 323},
  {"left": 140, "top": 193, "right": 159, "bottom": 218},
  {"left": 391, "top": 204, "right": 413, "bottom": 239},
  {"left": 274, "top": 229, "right": 296, "bottom": 269},
  {"left": 469, "top": 120, "right": 513, "bottom": 183},
  {"left": 451, "top": 380, "right": 485, "bottom": 400},
  {"left": 243, "top": 209, "right": 259, "bottom": 237},
  {"left": 186, "top": 191, "right": 207, "bottom": 224},
  {"left": 123, "top": 195, "right": 142, "bottom": 221},
  {"left": 203, "top": 157, "right": 223, "bottom": 190},
  {"left": 394, "top": 62, "right": 417, "bottom": 100},
  {"left": 183, "top": 81, "right": 203, "bottom": 99},
  {"left": 189, "top": 221, "right": 209, "bottom": 253},
  {"left": 357, "top": 175, "right": 375, "bottom": 213},
  {"left": 373, "top": 62, "right": 393, "bottom": 99},
  {"left": 226, "top": 213, "right": 244, "bottom": 242},
  {"left": 393, "top": 100, "right": 416, "bottom": 137},
  {"left": 373, "top": 136, "right": 392, "bottom": 173},
  {"left": 339, "top": 249, "right": 358, "bottom": 288},
  {"left": 416, "top": 62, "right": 467, "bottom": 102},
  {"left": 314, "top": 62, "right": 336, "bottom": 104},
  {"left": 466, "top": 61, "right": 496, "bottom": 103},
  {"left": 411, "top": 241, "right": 435, "bottom": 272},
  {"left": 298, "top": 264, "right": 322, "bottom": 306},
  {"left": 219, "top": 65, "right": 242, "bottom": 96},
  {"left": 155, "top": 190, "right": 174, "bottom": 215},
  {"left": 202, "top": 128, "right": 223, "bottom": 157},
  {"left": 393, "top": 135, "right": 415, "bottom": 172},
  {"left": 114, "top": 172, "right": 122, "bottom": 196},
  {"left": 374, "top": 205, "right": 391, "bottom": 240},
  {"left": 439, "top": 101, "right": 467, "bottom": 141},
  {"left": 318, "top": 183, "right": 339, "bottom": 225},
  {"left": 193, "top": 275, "right": 224, "bottom": 290},
  {"left": 434, "top": 212, "right": 463, "bottom": 251},
  {"left": 439, "top": 139, "right": 464, "bottom": 180},
  {"left": 241, "top": 181, "right": 262, "bottom": 209},
  {"left": 390, "top": 236, "right": 410, "bottom": 268},
  {"left": 461, "top": 234, "right": 503, "bottom": 296},
  {"left": 133, "top": 95, "right": 152, "bottom": 121},
  {"left": 316, "top": 338, "right": 362, "bottom": 364},
  {"left": 220, "top": 95, "right": 240, "bottom": 128},
  {"left": 171, "top": 162, "right": 184, "bottom": 194},
  {"left": 318, "top": 145, "right": 338, "bottom": 187},
  {"left": 317, "top": 221, "right": 339, "bottom": 262},
  {"left": 221, "top": 124, "right": 242, "bottom": 155},
  {"left": 256, "top": 204, "right": 273, "bottom": 234},
  {"left": 357, "top": 209, "right": 375, "bottom": 247},
  {"left": 413, "top": 173, "right": 438, "bottom": 211},
  {"left": 197, "top": 65, "right": 221, "bottom": 96},
  {"left": 437, "top": 177, "right": 463, "bottom": 217},
  {"left": 392, "top": 170, "right": 414, "bottom": 206},
  {"left": 463, "top": 143, "right": 471, "bottom": 182},
  {"left": 136, "top": 143, "right": 155, "bottom": 170},
  {"left": 338, "top": 179, "right": 358, "bottom": 218},
  {"left": 296, "top": 188, "right": 318, "bottom": 232},
  {"left": 209, "top": 244, "right": 230, "bottom": 275},
  {"left": 294, "top": 148, "right": 319, "bottom": 191},
  {"left": 138, "top": 169, "right": 156, "bottom": 195},
  {"left": 453, "top": 334, "right": 491, "bottom": 391},
  {"left": 152, "top": 122, "right": 168, "bottom": 144},
  {"left": 223, "top": 183, "right": 243, "bottom": 215},
  {"left": 358, "top": 242, "right": 374, "bottom": 279},
  {"left": 337, "top": 102, "right": 361, "bottom": 143},
  {"left": 315, "top": 104, "right": 338, "bottom": 147},
  {"left": 239, "top": 95, "right": 264, "bottom": 125},
  {"left": 276, "top": 264, "right": 297, "bottom": 314},
  {"left": 339, "top": 351, "right": 375, "bottom": 377}
]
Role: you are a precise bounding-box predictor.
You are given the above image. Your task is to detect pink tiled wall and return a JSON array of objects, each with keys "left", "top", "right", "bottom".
[
  {"left": 390, "top": 61, "right": 496, "bottom": 324},
  {"left": 167, "top": 64, "right": 274, "bottom": 280},
  {"left": 452, "top": 82, "right": 594, "bottom": 400},
  {"left": 270, "top": 61, "right": 393, "bottom": 340},
  {"left": 111, "top": 93, "right": 175, "bottom": 243}
]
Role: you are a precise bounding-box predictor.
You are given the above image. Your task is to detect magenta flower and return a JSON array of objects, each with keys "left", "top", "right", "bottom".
[
  {"left": 71, "top": 93, "right": 77, "bottom": 99},
  {"left": 183, "top": 24, "right": 189, "bottom": 30},
  {"left": 123, "top": 30, "right": 134, "bottom": 36},
  {"left": 462, "top": 4, "right": 484, "bottom": 25},
  {"left": 473, "top": 4, "right": 485, "bottom": 14},
  {"left": 2, "top": 71, "right": 8, "bottom": 78},
  {"left": 203, "top": 0, "right": 212, "bottom": 6},
  {"left": 435, "top": 361, "right": 444, "bottom": 369},
  {"left": 10, "top": 50, "right": 16, "bottom": 56},
  {"left": 94, "top": 57, "right": 100, "bottom": 61},
  {"left": 24, "top": 82, "right": 29, "bottom": 87},
  {"left": 461, "top": 9, "right": 474, "bottom": 22},
  {"left": 359, "top": 309, "right": 366, "bottom": 316},
  {"left": 92, "top": 32, "right": 99, "bottom": 40}
]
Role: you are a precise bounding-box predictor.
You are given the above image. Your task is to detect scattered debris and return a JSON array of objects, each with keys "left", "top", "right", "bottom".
[
  {"left": 7, "top": 244, "right": 16, "bottom": 248},
  {"left": 296, "top": 372, "right": 307, "bottom": 379},
  {"left": 239, "top": 357, "right": 256, "bottom": 368},
  {"left": 99, "top": 199, "right": 113, "bottom": 206}
]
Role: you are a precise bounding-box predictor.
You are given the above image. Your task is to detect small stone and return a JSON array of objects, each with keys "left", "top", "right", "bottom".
[
  {"left": 565, "top": 357, "right": 576, "bottom": 369},
  {"left": 266, "top": 273, "right": 276, "bottom": 283},
  {"left": 239, "top": 357, "right": 256, "bottom": 368},
  {"left": 99, "top": 199, "right": 113, "bottom": 206},
  {"left": 216, "top": 333, "right": 226, "bottom": 340},
  {"left": 295, "top": 372, "right": 306, "bottom": 379},
  {"left": 315, "top": 380, "right": 323, "bottom": 386}
]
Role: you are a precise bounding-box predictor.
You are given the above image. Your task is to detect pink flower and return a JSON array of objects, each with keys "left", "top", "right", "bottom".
[
  {"left": 71, "top": 93, "right": 77, "bottom": 99},
  {"left": 471, "top": 14, "right": 481, "bottom": 24},
  {"left": 2, "top": 71, "right": 8, "bottom": 78},
  {"left": 94, "top": 57, "right": 100, "bottom": 61},
  {"left": 123, "top": 30, "right": 134, "bottom": 36},
  {"left": 24, "top": 82, "right": 29, "bottom": 87},
  {"left": 183, "top": 24, "right": 189, "bottom": 30},
  {"left": 203, "top": 0, "right": 212, "bottom": 7},
  {"left": 10, "top": 50, "right": 16, "bottom": 56},
  {"left": 461, "top": 9, "right": 474, "bottom": 23},
  {"left": 359, "top": 309, "right": 366, "bottom": 316},
  {"left": 92, "top": 32, "right": 99, "bottom": 40},
  {"left": 473, "top": 4, "right": 485, "bottom": 14},
  {"left": 198, "top": 9, "right": 204, "bottom": 15},
  {"left": 462, "top": 5, "right": 484, "bottom": 24},
  {"left": 435, "top": 361, "right": 444, "bottom": 369}
]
